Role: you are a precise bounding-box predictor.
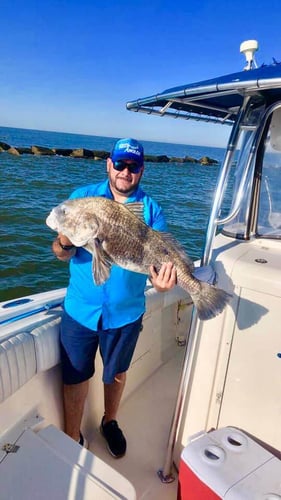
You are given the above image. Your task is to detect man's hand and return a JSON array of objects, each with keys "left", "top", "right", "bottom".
[
  {"left": 58, "top": 233, "right": 73, "bottom": 247},
  {"left": 149, "top": 262, "right": 177, "bottom": 292},
  {"left": 52, "top": 233, "right": 76, "bottom": 262}
]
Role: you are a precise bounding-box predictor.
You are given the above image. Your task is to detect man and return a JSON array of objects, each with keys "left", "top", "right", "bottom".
[{"left": 52, "top": 138, "right": 176, "bottom": 458}]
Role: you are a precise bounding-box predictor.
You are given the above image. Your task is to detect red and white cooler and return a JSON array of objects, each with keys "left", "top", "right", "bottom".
[{"left": 178, "top": 427, "right": 281, "bottom": 499}]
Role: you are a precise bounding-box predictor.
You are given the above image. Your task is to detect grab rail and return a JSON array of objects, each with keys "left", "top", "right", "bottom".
[
  {"left": 202, "top": 97, "right": 251, "bottom": 265},
  {"left": 0, "top": 301, "right": 63, "bottom": 327}
]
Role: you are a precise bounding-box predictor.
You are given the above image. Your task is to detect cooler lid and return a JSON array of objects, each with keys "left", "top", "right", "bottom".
[{"left": 181, "top": 427, "right": 275, "bottom": 497}]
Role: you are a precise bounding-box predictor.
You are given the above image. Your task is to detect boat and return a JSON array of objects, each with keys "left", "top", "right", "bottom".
[{"left": 1, "top": 40, "right": 281, "bottom": 498}]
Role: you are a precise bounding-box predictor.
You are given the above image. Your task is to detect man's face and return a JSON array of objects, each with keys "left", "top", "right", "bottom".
[{"left": 107, "top": 158, "right": 144, "bottom": 196}]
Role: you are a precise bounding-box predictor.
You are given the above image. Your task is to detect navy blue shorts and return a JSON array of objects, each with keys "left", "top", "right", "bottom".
[{"left": 60, "top": 310, "right": 143, "bottom": 385}]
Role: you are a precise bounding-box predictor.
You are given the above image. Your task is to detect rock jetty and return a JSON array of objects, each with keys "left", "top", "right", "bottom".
[{"left": 0, "top": 141, "right": 219, "bottom": 165}]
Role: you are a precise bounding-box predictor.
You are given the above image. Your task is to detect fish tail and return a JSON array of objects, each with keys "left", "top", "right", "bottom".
[{"left": 191, "top": 281, "right": 232, "bottom": 321}]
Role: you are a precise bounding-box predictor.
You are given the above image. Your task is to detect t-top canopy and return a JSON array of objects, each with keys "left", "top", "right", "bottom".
[{"left": 126, "top": 64, "right": 281, "bottom": 125}]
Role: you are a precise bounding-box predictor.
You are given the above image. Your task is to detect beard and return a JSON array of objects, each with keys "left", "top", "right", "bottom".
[{"left": 109, "top": 173, "right": 140, "bottom": 196}]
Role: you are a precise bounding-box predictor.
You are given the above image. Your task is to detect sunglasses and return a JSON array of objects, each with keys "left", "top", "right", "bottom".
[{"left": 113, "top": 160, "right": 143, "bottom": 174}]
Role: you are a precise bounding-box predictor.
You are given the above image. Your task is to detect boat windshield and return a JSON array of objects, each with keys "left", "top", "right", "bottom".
[
  {"left": 257, "top": 108, "right": 281, "bottom": 237},
  {"left": 223, "top": 104, "right": 281, "bottom": 240}
]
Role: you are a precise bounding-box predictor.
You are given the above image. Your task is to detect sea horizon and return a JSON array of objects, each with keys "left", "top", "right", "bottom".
[
  {"left": 0, "top": 124, "right": 226, "bottom": 150},
  {"left": 0, "top": 124, "right": 225, "bottom": 160}
]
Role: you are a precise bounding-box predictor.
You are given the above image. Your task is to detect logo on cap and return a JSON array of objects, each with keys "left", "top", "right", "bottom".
[{"left": 111, "top": 138, "right": 144, "bottom": 165}]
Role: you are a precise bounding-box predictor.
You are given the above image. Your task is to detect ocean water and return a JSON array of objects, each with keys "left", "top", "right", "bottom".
[{"left": 0, "top": 126, "right": 227, "bottom": 302}]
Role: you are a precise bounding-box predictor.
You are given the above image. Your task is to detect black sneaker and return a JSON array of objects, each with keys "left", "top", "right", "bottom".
[
  {"left": 78, "top": 432, "right": 88, "bottom": 449},
  {"left": 100, "top": 417, "right": 126, "bottom": 458}
]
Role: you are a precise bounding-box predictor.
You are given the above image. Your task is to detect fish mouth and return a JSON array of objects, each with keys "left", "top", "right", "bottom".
[
  {"left": 46, "top": 210, "right": 90, "bottom": 247},
  {"left": 46, "top": 212, "right": 58, "bottom": 231}
]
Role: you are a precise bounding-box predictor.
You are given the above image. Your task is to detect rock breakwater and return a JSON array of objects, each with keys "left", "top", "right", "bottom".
[{"left": 0, "top": 141, "right": 219, "bottom": 165}]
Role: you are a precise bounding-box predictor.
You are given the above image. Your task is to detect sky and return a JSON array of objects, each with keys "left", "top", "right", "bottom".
[{"left": 1, "top": 0, "right": 281, "bottom": 148}]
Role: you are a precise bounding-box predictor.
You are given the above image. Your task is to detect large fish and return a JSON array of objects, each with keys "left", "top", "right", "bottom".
[{"left": 46, "top": 196, "right": 231, "bottom": 320}]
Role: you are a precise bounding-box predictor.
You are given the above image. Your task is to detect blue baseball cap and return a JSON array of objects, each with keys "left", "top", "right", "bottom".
[{"left": 111, "top": 138, "right": 144, "bottom": 166}]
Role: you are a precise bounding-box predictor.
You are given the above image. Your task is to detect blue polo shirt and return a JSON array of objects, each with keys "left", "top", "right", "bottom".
[{"left": 64, "top": 180, "right": 166, "bottom": 330}]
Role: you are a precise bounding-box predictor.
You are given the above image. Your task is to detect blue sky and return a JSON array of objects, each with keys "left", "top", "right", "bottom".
[{"left": 1, "top": 0, "right": 281, "bottom": 147}]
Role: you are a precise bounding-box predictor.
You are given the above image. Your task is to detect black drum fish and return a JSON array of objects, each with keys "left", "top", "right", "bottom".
[{"left": 46, "top": 197, "right": 231, "bottom": 320}]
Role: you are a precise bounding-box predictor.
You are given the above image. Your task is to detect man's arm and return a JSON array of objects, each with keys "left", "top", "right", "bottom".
[{"left": 52, "top": 233, "right": 76, "bottom": 262}]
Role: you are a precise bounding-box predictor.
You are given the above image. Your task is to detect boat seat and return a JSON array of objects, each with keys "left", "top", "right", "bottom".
[
  {"left": 29, "top": 316, "right": 61, "bottom": 372},
  {"left": 0, "top": 316, "right": 61, "bottom": 404},
  {"left": 0, "top": 332, "right": 36, "bottom": 403}
]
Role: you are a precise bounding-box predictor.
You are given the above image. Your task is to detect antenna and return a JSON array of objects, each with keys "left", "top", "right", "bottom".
[{"left": 240, "top": 40, "right": 259, "bottom": 70}]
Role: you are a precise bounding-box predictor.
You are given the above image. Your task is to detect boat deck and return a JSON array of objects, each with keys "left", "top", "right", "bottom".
[{"left": 87, "top": 349, "right": 184, "bottom": 499}]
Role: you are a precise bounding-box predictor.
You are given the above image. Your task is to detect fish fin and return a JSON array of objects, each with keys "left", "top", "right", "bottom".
[
  {"left": 191, "top": 282, "right": 232, "bottom": 321},
  {"left": 160, "top": 232, "right": 195, "bottom": 271},
  {"left": 124, "top": 202, "right": 145, "bottom": 221},
  {"left": 86, "top": 239, "right": 113, "bottom": 286}
]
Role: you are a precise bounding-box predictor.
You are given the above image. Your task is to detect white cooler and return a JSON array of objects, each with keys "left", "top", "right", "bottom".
[{"left": 178, "top": 427, "right": 281, "bottom": 500}]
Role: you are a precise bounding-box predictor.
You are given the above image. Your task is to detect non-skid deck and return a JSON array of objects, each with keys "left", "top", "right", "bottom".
[{"left": 87, "top": 349, "right": 185, "bottom": 499}]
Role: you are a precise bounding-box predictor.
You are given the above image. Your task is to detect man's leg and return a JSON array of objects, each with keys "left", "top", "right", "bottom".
[
  {"left": 100, "top": 316, "right": 143, "bottom": 423},
  {"left": 60, "top": 310, "right": 98, "bottom": 443},
  {"left": 101, "top": 372, "right": 127, "bottom": 457},
  {"left": 99, "top": 317, "right": 143, "bottom": 457},
  {"left": 103, "top": 372, "right": 126, "bottom": 423},
  {"left": 63, "top": 380, "right": 89, "bottom": 441}
]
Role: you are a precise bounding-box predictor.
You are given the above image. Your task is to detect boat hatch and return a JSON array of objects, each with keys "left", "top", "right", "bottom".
[{"left": 0, "top": 425, "right": 136, "bottom": 499}]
